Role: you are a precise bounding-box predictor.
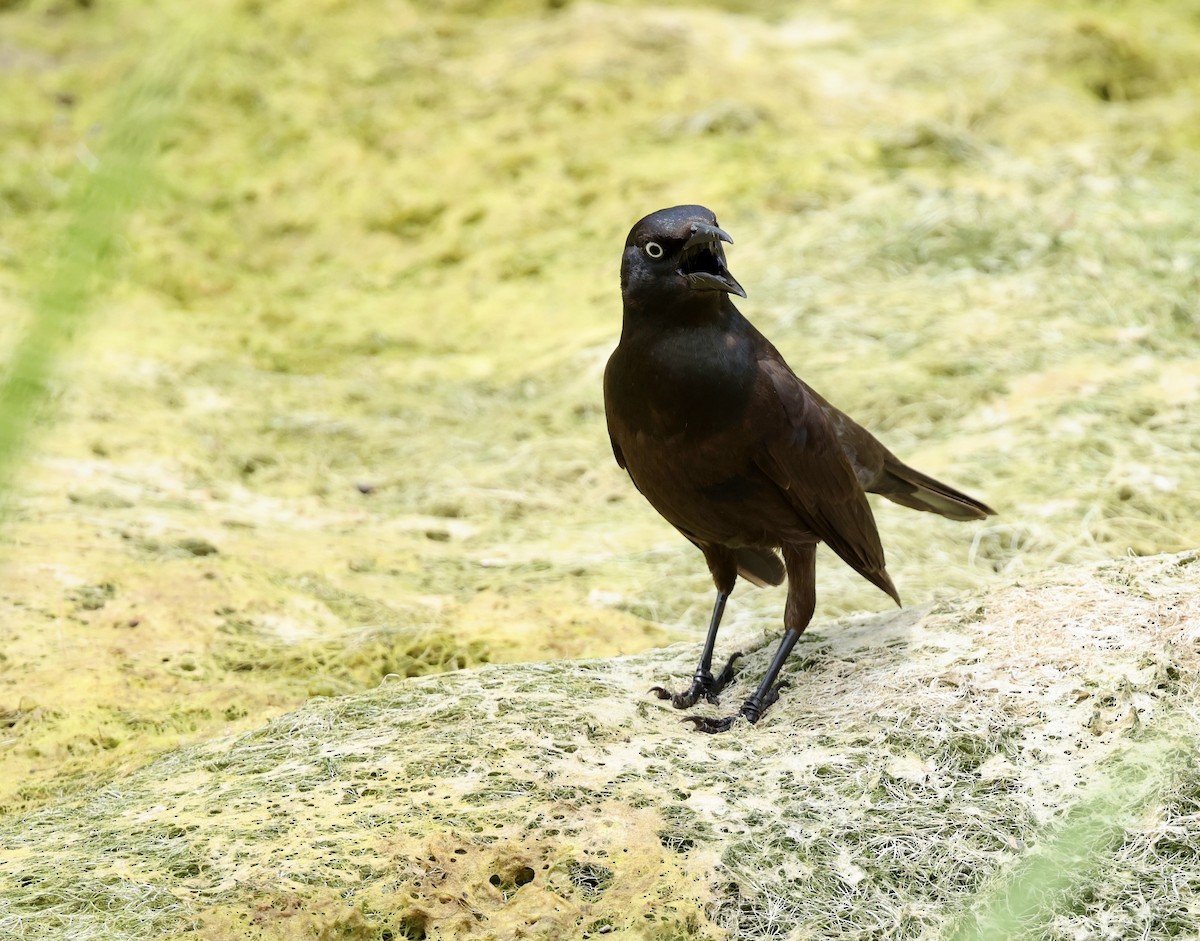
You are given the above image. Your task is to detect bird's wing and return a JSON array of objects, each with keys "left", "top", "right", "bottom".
[
  {"left": 754, "top": 356, "right": 899, "bottom": 603},
  {"left": 797, "top": 374, "right": 995, "bottom": 520},
  {"left": 603, "top": 355, "right": 627, "bottom": 470},
  {"left": 607, "top": 428, "right": 626, "bottom": 469}
]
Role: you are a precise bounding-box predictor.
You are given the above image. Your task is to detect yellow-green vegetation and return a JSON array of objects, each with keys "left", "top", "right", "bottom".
[
  {"left": 1, "top": 0, "right": 1199, "bottom": 873},
  {"left": 0, "top": 553, "right": 1197, "bottom": 940}
]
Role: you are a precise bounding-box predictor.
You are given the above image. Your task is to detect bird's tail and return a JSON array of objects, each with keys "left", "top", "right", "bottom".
[
  {"left": 735, "top": 547, "right": 785, "bottom": 588},
  {"left": 872, "top": 457, "right": 995, "bottom": 521}
]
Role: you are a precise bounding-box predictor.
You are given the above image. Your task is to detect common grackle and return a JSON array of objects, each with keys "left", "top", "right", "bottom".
[{"left": 604, "top": 205, "right": 995, "bottom": 733}]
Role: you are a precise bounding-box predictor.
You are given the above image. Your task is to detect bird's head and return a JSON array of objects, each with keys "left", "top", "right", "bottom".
[{"left": 620, "top": 205, "right": 746, "bottom": 310}]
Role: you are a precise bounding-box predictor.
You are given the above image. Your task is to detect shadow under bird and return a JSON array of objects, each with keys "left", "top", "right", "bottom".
[{"left": 604, "top": 205, "right": 995, "bottom": 733}]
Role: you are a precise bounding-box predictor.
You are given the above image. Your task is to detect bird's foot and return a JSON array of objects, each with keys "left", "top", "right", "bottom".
[
  {"left": 649, "top": 678, "right": 714, "bottom": 710},
  {"left": 682, "top": 713, "right": 738, "bottom": 734},
  {"left": 682, "top": 680, "right": 789, "bottom": 734},
  {"left": 650, "top": 652, "right": 742, "bottom": 709}
]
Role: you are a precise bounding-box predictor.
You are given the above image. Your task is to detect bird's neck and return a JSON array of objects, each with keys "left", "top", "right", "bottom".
[{"left": 619, "top": 292, "right": 737, "bottom": 343}]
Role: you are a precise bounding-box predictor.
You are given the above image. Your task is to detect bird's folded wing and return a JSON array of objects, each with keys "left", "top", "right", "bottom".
[
  {"left": 606, "top": 424, "right": 626, "bottom": 470},
  {"left": 754, "top": 357, "right": 896, "bottom": 598}
]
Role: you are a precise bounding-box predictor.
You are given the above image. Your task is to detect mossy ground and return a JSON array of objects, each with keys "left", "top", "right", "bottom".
[
  {"left": 1, "top": 0, "right": 1199, "bottom": 856},
  {"left": 0, "top": 553, "right": 1197, "bottom": 940}
]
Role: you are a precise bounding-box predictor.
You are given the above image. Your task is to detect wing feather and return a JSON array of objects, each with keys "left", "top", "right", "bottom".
[{"left": 755, "top": 357, "right": 899, "bottom": 603}]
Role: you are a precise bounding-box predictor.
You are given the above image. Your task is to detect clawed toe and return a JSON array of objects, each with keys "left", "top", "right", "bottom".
[
  {"left": 649, "top": 652, "right": 743, "bottom": 711},
  {"left": 682, "top": 679, "right": 792, "bottom": 734},
  {"left": 649, "top": 685, "right": 704, "bottom": 709},
  {"left": 712, "top": 650, "right": 742, "bottom": 688},
  {"left": 682, "top": 714, "right": 738, "bottom": 734}
]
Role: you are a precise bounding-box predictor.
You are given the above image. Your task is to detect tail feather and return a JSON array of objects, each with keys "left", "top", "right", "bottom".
[
  {"left": 865, "top": 566, "right": 902, "bottom": 607},
  {"left": 873, "top": 458, "right": 995, "bottom": 521}
]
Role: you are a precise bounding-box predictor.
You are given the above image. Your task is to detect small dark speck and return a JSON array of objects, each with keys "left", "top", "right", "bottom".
[
  {"left": 356, "top": 482, "right": 375, "bottom": 494},
  {"left": 177, "top": 537, "right": 219, "bottom": 557}
]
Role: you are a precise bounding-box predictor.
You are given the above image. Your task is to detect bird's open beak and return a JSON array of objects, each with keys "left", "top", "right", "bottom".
[{"left": 679, "top": 223, "right": 747, "bottom": 298}]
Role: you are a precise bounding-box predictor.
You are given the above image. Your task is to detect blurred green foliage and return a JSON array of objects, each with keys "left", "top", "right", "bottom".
[{"left": 0, "top": 34, "right": 187, "bottom": 507}]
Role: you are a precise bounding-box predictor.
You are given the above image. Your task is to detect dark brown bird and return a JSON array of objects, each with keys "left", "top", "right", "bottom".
[{"left": 604, "top": 205, "right": 994, "bottom": 732}]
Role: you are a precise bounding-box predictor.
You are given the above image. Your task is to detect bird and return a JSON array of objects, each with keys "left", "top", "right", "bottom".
[{"left": 603, "top": 205, "right": 995, "bottom": 733}]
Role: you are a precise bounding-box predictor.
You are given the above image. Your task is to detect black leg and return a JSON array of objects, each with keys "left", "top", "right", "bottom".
[
  {"left": 683, "top": 629, "right": 800, "bottom": 732},
  {"left": 651, "top": 590, "right": 741, "bottom": 708},
  {"left": 738, "top": 629, "right": 802, "bottom": 722},
  {"left": 684, "top": 543, "right": 817, "bottom": 733}
]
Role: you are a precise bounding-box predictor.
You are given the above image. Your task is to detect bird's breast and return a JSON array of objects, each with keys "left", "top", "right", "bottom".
[
  {"left": 606, "top": 328, "right": 757, "bottom": 440},
  {"left": 604, "top": 326, "right": 803, "bottom": 546}
]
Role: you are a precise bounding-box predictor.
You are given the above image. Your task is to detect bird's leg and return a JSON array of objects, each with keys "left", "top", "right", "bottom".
[
  {"left": 651, "top": 590, "right": 739, "bottom": 708},
  {"left": 685, "top": 544, "right": 816, "bottom": 733},
  {"left": 684, "top": 630, "right": 801, "bottom": 732}
]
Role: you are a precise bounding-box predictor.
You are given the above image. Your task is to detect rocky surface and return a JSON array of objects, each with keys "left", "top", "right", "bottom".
[{"left": 2, "top": 552, "right": 1197, "bottom": 940}]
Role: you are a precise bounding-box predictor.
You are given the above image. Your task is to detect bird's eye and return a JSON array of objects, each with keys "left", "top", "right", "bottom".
[{"left": 644, "top": 241, "right": 664, "bottom": 259}]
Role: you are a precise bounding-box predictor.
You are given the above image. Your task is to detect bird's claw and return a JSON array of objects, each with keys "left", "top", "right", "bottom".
[
  {"left": 649, "top": 652, "right": 742, "bottom": 710},
  {"left": 649, "top": 685, "right": 711, "bottom": 709},
  {"left": 712, "top": 650, "right": 742, "bottom": 688},
  {"left": 762, "top": 680, "right": 789, "bottom": 708},
  {"left": 736, "top": 681, "right": 790, "bottom": 725},
  {"left": 682, "top": 714, "right": 739, "bottom": 734},
  {"left": 682, "top": 680, "right": 792, "bottom": 734}
]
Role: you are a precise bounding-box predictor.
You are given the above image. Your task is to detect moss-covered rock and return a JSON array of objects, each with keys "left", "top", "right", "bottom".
[{"left": 1, "top": 552, "right": 1197, "bottom": 940}]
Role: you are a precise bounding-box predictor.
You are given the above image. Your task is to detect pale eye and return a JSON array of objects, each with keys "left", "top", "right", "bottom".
[{"left": 644, "top": 241, "right": 664, "bottom": 259}]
